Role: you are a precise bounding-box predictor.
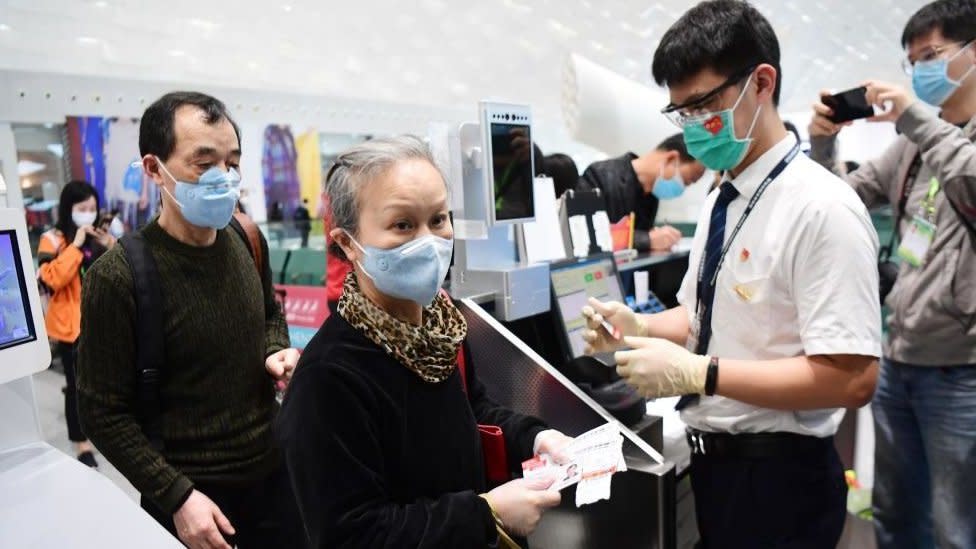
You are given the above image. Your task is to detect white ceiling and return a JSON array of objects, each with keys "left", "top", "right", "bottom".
[{"left": 0, "top": 0, "right": 920, "bottom": 130}]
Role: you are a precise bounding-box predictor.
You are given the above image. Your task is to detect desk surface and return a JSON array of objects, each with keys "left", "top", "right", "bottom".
[
  {"left": 615, "top": 249, "right": 690, "bottom": 272},
  {"left": 0, "top": 443, "right": 179, "bottom": 547},
  {"left": 646, "top": 397, "right": 691, "bottom": 476}
]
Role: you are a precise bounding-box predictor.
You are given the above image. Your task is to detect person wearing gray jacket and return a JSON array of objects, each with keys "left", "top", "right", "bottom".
[{"left": 808, "top": 1, "right": 976, "bottom": 547}]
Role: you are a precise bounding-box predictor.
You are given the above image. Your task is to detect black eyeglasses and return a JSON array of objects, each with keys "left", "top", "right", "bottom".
[{"left": 661, "top": 65, "right": 757, "bottom": 127}]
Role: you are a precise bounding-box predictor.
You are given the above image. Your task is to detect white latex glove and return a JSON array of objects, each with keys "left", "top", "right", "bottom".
[
  {"left": 265, "top": 348, "right": 300, "bottom": 392},
  {"left": 173, "top": 490, "right": 235, "bottom": 549},
  {"left": 484, "top": 477, "right": 561, "bottom": 538},
  {"left": 533, "top": 430, "right": 574, "bottom": 464},
  {"left": 613, "top": 336, "right": 710, "bottom": 398},
  {"left": 581, "top": 297, "right": 647, "bottom": 354}
]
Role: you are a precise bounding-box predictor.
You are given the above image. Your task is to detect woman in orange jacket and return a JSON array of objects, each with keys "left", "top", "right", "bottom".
[{"left": 37, "top": 181, "right": 116, "bottom": 467}]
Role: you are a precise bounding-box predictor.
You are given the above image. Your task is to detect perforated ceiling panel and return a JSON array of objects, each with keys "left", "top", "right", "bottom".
[{"left": 0, "top": 0, "right": 921, "bottom": 125}]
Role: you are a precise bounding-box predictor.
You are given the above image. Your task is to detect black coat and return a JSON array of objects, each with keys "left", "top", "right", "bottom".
[
  {"left": 577, "top": 152, "right": 659, "bottom": 251},
  {"left": 277, "top": 312, "right": 548, "bottom": 548}
]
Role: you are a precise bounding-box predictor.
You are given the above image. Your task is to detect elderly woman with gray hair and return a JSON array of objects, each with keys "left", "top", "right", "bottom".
[{"left": 277, "top": 135, "right": 573, "bottom": 548}]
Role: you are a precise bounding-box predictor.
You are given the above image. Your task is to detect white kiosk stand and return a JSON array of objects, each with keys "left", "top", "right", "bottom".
[{"left": 0, "top": 208, "right": 178, "bottom": 547}]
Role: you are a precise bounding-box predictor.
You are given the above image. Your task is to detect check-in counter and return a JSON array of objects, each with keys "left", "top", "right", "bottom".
[{"left": 459, "top": 298, "right": 698, "bottom": 548}]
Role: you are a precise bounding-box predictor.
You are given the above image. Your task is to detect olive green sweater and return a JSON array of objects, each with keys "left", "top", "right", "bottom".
[{"left": 77, "top": 220, "right": 289, "bottom": 514}]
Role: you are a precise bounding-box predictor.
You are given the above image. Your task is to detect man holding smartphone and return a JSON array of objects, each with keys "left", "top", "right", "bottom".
[
  {"left": 583, "top": 1, "right": 881, "bottom": 547},
  {"left": 809, "top": 1, "right": 976, "bottom": 546}
]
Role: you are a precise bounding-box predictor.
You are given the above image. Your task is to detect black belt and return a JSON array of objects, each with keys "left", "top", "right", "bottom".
[{"left": 686, "top": 428, "right": 833, "bottom": 458}]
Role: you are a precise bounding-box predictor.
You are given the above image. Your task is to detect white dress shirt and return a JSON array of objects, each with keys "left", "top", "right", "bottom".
[{"left": 677, "top": 135, "right": 882, "bottom": 437}]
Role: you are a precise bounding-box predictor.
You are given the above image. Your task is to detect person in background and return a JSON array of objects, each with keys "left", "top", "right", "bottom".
[
  {"left": 809, "top": 1, "right": 976, "bottom": 546},
  {"left": 278, "top": 136, "right": 572, "bottom": 548},
  {"left": 293, "top": 198, "right": 311, "bottom": 248},
  {"left": 37, "top": 180, "right": 115, "bottom": 469},
  {"left": 543, "top": 153, "right": 580, "bottom": 198},
  {"left": 268, "top": 201, "right": 284, "bottom": 222},
  {"left": 577, "top": 133, "right": 706, "bottom": 252},
  {"left": 584, "top": 1, "right": 881, "bottom": 546},
  {"left": 77, "top": 91, "right": 303, "bottom": 549}
]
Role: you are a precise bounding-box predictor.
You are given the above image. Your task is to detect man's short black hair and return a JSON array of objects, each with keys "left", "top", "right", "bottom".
[
  {"left": 139, "top": 91, "right": 241, "bottom": 161},
  {"left": 542, "top": 153, "right": 579, "bottom": 197},
  {"left": 656, "top": 133, "right": 696, "bottom": 163},
  {"left": 652, "top": 0, "right": 782, "bottom": 106},
  {"left": 901, "top": 0, "right": 976, "bottom": 48}
]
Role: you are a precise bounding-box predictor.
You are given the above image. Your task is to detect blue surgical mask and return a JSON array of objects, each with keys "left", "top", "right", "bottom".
[
  {"left": 154, "top": 158, "right": 242, "bottom": 229},
  {"left": 912, "top": 43, "right": 975, "bottom": 106},
  {"left": 682, "top": 73, "right": 762, "bottom": 172},
  {"left": 652, "top": 161, "right": 686, "bottom": 200},
  {"left": 347, "top": 233, "right": 454, "bottom": 307}
]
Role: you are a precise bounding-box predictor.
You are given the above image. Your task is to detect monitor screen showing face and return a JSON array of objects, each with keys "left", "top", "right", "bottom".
[
  {"left": 551, "top": 258, "right": 623, "bottom": 358},
  {"left": 0, "top": 230, "right": 38, "bottom": 351},
  {"left": 490, "top": 122, "right": 535, "bottom": 222}
]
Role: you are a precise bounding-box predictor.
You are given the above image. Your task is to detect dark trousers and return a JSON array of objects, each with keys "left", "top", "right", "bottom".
[
  {"left": 299, "top": 229, "right": 309, "bottom": 248},
  {"left": 690, "top": 441, "right": 847, "bottom": 549},
  {"left": 141, "top": 464, "right": 306, "bottom": 548},
  {"left": 58, "top": 341, "right": 86, "bottom": 443}
]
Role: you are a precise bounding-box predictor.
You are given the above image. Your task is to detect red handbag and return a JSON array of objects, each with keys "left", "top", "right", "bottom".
[{"left": 457, "top": 345, "right": 510, "bottom": 485}]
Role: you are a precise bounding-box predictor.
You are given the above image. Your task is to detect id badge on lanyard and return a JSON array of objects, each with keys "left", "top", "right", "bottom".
[{"left": 897, "top": 177, "right": 940, "bottom": 267}]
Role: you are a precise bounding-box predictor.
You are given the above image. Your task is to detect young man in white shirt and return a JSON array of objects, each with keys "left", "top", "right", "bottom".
[{"left": 582, "top": 1, "right": 882, "bottom": 547}]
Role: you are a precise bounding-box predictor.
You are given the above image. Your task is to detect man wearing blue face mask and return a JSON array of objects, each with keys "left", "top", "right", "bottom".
[
  {"left": 810, "top": 1, "right": 976, "bottom": 546},
  {"left": 577, "top": 133, "right": 706, "bottom": 251},
  {"left": 76, "top": 92, "right": 304, "bottom": 549},
  {"left": 582, "top": 1, "right": 882, "bottom": 547}
]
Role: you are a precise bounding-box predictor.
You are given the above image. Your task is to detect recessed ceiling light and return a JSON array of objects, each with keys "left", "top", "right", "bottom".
[
  {"left": 94, "top": 1, "right": 108, "bottom": 7},
  {"left": 77, "top": 36, "right": 98, "bottom": 44},
  {"left": 0, "top": 24, "right": 10, "bottom": 32},
  {"left": 282, "top": 4, "right": 293, "bottom": 12},
  {"left": 168, "top": 50, "right": 185, "bottom": 57}
]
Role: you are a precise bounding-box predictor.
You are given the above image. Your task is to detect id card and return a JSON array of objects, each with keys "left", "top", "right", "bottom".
[
  {"left": 522, "top": 454, "right": 581, "bottom": 491},
  {"left": 897, "top": 216, "right": 936, "bottom": 267}
]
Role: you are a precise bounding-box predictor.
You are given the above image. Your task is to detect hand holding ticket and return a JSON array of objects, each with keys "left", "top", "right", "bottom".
[{"left": 522, "top": 423, "right": 626, "bottom": 506}]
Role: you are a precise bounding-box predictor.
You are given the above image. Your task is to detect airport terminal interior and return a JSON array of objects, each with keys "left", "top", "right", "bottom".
[{"left": 1, "top": 0, "right": 974, "bottom": 547}]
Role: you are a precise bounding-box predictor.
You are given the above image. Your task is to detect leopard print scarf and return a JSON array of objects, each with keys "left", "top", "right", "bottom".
[{"left": 338, "top": 272, "right": 468, "bottom": 383}]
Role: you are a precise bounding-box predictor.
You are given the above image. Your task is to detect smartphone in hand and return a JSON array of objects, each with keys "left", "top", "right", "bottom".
[{"left": 823, "top": 87, "right": 874, "bottom": 123}]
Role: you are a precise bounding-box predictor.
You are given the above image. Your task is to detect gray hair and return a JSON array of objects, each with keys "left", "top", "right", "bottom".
[{"left": 325, "top": 134, "right": 446, "bottom": 261}]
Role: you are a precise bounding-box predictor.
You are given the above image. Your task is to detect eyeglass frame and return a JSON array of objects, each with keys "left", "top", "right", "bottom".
[
  {"left": 902, "top": 40, "right": 974, "bottom": 75},
  {"left": 660, "top": 65, "right": 758, "bottom": 127}
]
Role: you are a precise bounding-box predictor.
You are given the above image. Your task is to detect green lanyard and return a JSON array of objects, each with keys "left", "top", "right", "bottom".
[{"left": 920, "top": 177, "right": 941, "bottom": 222}]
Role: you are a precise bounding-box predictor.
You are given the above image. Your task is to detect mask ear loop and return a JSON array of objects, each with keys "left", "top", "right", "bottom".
[
  {"left": 145, "top": 157, "right": 186, "bottom": 209},
  {"left": 730, "top": 71, "right": 762, "bottom": 144},
  {"left": 343, "top": 230, "right": 375, "bottom": 281},
  {"left": 948, "top": 41, "right": 976, "bottom": 85}
]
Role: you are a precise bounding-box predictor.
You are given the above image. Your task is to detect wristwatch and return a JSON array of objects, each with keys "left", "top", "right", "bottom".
[{"left": 704, "top": 356, "right": 719, "bottom": 396}]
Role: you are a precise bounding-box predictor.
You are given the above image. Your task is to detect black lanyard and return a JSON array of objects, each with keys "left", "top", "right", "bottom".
[{"left": 695, "top": 143, "right": 801, "bottom": 312}]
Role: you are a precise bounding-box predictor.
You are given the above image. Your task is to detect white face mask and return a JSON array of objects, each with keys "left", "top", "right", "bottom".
[
  {"left": 109, "top": 217, "right": 125, "bottom": 238},
  {"left": 72, "top": 211, "right": 97, "bottom": 227}
]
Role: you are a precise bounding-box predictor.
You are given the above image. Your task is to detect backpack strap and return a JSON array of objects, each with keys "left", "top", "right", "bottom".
[
  {"left": 118, "top": 232, "right": 166, "bottom": 452},
  {"left": 229, "top": 212, "right": 267, "bottom": 288}
]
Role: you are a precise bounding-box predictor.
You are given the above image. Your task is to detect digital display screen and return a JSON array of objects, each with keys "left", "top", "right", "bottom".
[
  {"left": 550, "top": 258, "right": 623, "bottom": 358},
  {"left": 0, "top": 230, "right": 37, "bottom": 351},
  {"left": 490, "top": 122, "right": 535, "bottom": 222}
]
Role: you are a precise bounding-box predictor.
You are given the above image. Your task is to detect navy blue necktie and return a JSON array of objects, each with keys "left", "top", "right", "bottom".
[{"left": 676, "top": 182, "right": 740, "bottom": 410}]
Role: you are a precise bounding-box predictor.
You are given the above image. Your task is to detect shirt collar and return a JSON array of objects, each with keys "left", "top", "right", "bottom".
[{"left": 725, "top": 134, "right": 797, "bottom": 200}]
